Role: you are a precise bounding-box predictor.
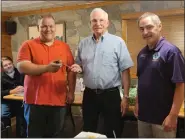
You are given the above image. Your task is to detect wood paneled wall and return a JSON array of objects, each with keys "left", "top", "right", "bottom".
[{"left": 1, "top": 14, "right": 12, "bottom": 59}]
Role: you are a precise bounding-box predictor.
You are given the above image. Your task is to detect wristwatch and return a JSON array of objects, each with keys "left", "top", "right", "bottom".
[{"left": 123, "top": 94, "right": 129, "bottom": 99}]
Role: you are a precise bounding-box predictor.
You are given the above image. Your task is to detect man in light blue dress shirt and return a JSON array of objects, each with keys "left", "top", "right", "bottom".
[{"left": 71, "top": 8, "right": 133, "bottom": 138}]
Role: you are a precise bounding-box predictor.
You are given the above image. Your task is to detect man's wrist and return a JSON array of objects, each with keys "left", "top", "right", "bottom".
[
  {"left": 43, "top": 65, "right": 49, "bottom": 72},
  {"left": 169, "top": 112, "right": 178, "bottom": 118},
  {"left": 123, "top": 94, "right": 129, "bottom": 99}
]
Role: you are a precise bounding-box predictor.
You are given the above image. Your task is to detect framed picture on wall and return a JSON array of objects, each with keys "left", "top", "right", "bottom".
[{"left": 28, "top": 22, "right": 66, "bottom": 42}]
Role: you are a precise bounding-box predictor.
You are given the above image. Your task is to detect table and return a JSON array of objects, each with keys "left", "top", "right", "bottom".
[
  {"left": 3, "top": 94, "right": 23, "bottom": 101},
  {"left": 3, "top": 94, "right": 184, "bottom": 117},
  {"left": 3, "top": 93, "right": 82, "bottom": 104}
]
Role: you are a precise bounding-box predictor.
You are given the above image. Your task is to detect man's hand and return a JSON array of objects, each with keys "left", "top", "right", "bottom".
[
  {"left": 121, "top": 97, "right": 129, "bottom": 116},
  {"left": 66, "top": 92, "right": 74, "bottom": 104},
  {"left": 162, "top": 114, "right": 178, "bottom": 132},
  {"left": 70, "top": 64, "right": 82, "bottom": 73},
  {"left": 10, "top": 86, "right": 24, "bottom": 94},
  {"left": 46, "top": 60, "right": 62, "bottom": 73}
]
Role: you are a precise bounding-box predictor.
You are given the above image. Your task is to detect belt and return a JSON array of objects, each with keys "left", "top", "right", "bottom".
[{"left": 85, "top": 86, "right": 118, "bottom": 94}]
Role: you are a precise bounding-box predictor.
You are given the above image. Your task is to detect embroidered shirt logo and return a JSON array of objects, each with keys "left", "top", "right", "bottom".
[{"left": 152, "top": 52, "right": 160, "bottom": 61}]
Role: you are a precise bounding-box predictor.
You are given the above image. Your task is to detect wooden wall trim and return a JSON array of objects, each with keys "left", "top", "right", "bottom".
[
  {"left": 122, "top": 20, "right": 127, "bottom": 44},
  {"left": 122, "top": 8, "right": 184, "bottom": 79},
  {"left": 122, "top": 8, "right": 184, "bottom": 20},
  {"left": 2, "top": 12, "right": 12, "bottom": 17},
  {"left": 2, "top": 1, "right": 125, "bottom": 17}
]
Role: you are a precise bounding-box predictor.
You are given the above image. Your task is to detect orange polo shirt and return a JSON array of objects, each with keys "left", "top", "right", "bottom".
[{"left": 17, "top": 37, "right": 74, "bottom": 106}]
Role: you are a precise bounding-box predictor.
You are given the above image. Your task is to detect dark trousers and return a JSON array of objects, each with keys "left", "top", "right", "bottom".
[
  {"left": 1, "top": 101, "right": 27, "bottom": 138},
  {"left": 24, "top": 103, "right": 66, "bottom": 138},
  {"left": 82, "top": 87, "right": 123, "bottom": 138}
]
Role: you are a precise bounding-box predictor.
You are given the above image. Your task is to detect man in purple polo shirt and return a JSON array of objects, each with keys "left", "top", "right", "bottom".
[{"left": 134, "top": 12, "right": 185, "bottom": 138}]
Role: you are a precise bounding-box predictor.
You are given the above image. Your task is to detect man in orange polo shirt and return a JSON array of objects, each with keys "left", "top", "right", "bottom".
[{"left": 17, "top": 15, "right": 76, "bottom": 137}]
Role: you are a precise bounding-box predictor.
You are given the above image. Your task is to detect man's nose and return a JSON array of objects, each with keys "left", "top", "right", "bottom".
[
  {"left": 96, "top": 20, "right": 101, "bottom": 25},
  {"left": 143, "top": 28, "right": 148, "bottom": 35},
  {"left": 7, "top": 65, "right": 11, "bottom": 68},
  {"left": 46, "top": 27, "right": 51, "bottom": 31}
]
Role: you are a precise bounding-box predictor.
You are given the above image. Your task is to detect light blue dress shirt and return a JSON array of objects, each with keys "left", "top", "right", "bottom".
[{"left": 76, "top": 32, "right": 134, "bottom": 89}]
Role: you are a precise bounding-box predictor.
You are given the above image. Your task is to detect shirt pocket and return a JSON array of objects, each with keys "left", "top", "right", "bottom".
[{"left": 102, "top": 52, "right": 117, "bottom": 66}]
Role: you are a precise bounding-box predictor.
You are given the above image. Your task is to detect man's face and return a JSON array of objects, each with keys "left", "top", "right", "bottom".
[
  {"left": 2, "top": 60, "right": 14, "bottom": 74},
  {"left": 38, "top": 17, "right": 56, "bottom": 42},
  {"left": 90, "top": 11, "right": 109, "bottom": 36},
  {"left": 138, "top": 16, "right": 162, "bottom": 46}
]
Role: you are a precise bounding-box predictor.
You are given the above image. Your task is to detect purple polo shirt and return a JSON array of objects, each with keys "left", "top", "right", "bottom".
[{"left": 137, "top": 37, "right": 185, "bottom": 125}]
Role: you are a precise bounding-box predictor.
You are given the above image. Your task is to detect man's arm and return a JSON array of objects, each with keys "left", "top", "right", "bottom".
[
  {"left": 119, "top": 39, "right": 133, "bottom": 94},
  {"left": 162, "top": 83, "right": 184, "bottom": 131},
  {"left": 1, "top": 89, "right": 18, "bottom": 97},
  {"left": 167, "top": 51, "right": 185, "bottom": 116},
  {"left": 122, "top": 68, "right": 131, "bottom": 97},
  {"left": 121, "top": 68, "right": 131, "bottom": 116},
  {"left": 67, "top": 71, "right": 76, "bottom": 95},
  {"left": 1, "top": 84, "right": 23, "bottom": 97},
  {"left": 162, "top": 50, "right": 185, "bottom": 131},
  {"left": 169, "top": 83, "right": 184, "bottom": 116},
  {"left": 17, "top": 61, "right": 48, "bottom": 76},
  {"left": 65, "top": 43, "right": 77, "bottom": 103}
]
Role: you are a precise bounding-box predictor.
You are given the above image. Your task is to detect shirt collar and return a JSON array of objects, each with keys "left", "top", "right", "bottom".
[
  {"left": 35, "top": 37, "right": 57, "bottom": 45},
  {"left": 6, "top": 70, "right": 15, "bottom": 78},
  {"left": 154, "top": 37, "right": 165, "bottom": 51},
  {"left": 91, "top": 31, "right": 109, "bottom": 42},
  {"left": 146, "top": 37, "right": 165, "bottom": 52}
]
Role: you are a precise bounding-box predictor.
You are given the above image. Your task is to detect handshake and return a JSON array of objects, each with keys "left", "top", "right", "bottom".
[{"left": 47, "top": 60, "right": 82, "bottom": 73}]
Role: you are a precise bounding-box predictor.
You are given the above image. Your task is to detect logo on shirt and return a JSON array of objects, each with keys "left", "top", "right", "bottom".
[{"left": 152, "top": 52, "right": 160, "bottom": 61}]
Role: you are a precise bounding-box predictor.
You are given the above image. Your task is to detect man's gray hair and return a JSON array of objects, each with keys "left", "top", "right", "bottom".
[
  {"left": 137, "top": 12, "right": 161, "bottom": 26},
  {"left": 90, "top": 8, "right": 108, "bottom": 20}
]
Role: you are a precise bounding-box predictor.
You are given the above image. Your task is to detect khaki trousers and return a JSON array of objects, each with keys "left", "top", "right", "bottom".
[{"left": 138, "top": 120, "right": 176, "bottom": 138}]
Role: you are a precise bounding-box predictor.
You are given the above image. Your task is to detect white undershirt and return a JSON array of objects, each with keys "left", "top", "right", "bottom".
[{"left": 6, "top": 71, "right": 15, "bottom": 78}]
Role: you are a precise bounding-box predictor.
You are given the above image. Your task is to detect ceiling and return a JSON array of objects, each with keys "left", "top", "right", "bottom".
[{"left": 1, "top": 1, "right": 99, "bottom": 12}]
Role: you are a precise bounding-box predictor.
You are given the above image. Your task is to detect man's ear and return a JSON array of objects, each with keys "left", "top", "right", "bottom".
[
  {"left": 107, "top": 20, "right": 110, "bottom": 26},
  {"left": 158, "top": 23, "right": 162, "bottom": 31}
]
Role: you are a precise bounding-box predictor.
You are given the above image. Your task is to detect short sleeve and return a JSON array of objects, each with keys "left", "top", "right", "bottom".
[
  {"left": 118, "top": 39, "right": 134, "bottom": 71},
  {"left": 75, "top": 41, "right": 82, "bottom": 66},
  {"left": 66, "top": 44, "right": 75, "bottom": 66},
  {"left": 168, "top": 50, "right": 185, "bottom": 83},
  {"left": 17, "top": 41, "right": 32, "bottom": 63}
]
